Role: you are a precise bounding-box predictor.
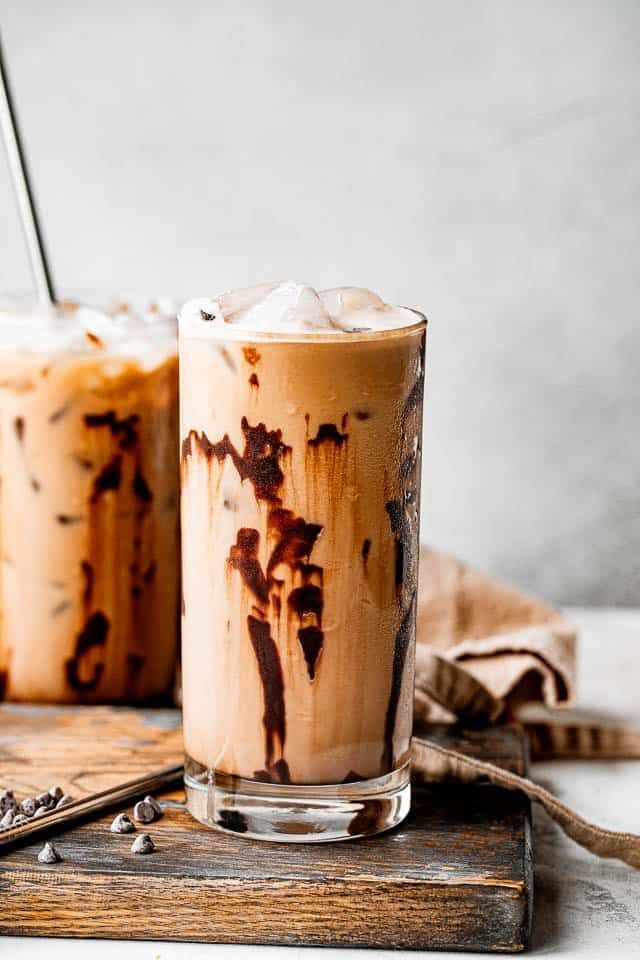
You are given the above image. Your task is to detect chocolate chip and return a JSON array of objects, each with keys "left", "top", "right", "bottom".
[
  {"left": 20, "top": 798, "right": 37, "bottom": 817},
  {"left": 0, "top": 809, "right": 14, "bottom": 829},
  {"left": 131, "top": 833, "right": 155, "bottom": 854},
  {"left": 143, "top": 795, "right": 162, "bottom": 818},
  {"left": 110, "top": 813, "right": 136, "bottom": 834},
  {"left": 0, "top": 790, "right": 16, "bottom": 814},
  {"left": 38, "top": 841, "right": 62, "bottom": 864},
  {"left": 56, "top": 794, "right": 73, "bottom": 809},
  {"left": 48, "top": 786, "right": 64, "bottom": 802},
  {"left": 133, "top": 800, "right": 156, "bottom": 824}
]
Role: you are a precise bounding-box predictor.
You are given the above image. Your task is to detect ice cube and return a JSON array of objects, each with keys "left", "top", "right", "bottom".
[
  {"left": 320, "top": 287, "right": 386, "bottom": 319},
  {"left": 235, "top": 282, "right": 331, "bottom": 332},
  {"left": 218, "top": 282, "right": 281, "bottom": 322}
]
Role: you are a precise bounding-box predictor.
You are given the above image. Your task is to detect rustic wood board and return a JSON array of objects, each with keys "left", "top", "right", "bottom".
[{"left": 0, "top": 705, "right": 532, "bottom": 952}]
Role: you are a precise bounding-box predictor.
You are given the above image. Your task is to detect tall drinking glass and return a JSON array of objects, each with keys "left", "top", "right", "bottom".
[
  {"left": 180, "top": 284, "right": 426, "bottom": 841},
  {"left": 0, "top": 296, "right": 179, "bottom": 703}
]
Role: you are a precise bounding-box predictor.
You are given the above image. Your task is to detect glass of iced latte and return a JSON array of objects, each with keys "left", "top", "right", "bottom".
[
  {"left": 180, "top": 283, "right": 426, "bottom": 841},
  {"left": 0, "top": 296, "right": 179, "bottom": 703}
]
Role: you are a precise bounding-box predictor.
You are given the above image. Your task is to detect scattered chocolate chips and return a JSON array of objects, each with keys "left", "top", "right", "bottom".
[
  {"left": 0, "top": 789, "right": 16, "bottom": 814},
  {"left": 57, "top": 794, "right": 73, "bottom": 809},
  {"left": 133, "top": 799, "right": 157, "bottom": 824},
  {"left": 38, "top": 841, "right": 62, "bottom": 864},
  {"left": 20, "top": 797, "right": 37, "bottom": 817},
  {"left": 0, "top": 785, "right": 69, "bottom": 832},
  {"left": 131, "top": 833, "right": 155, "bottom": 854},
  {"left": 111, "top": 812, "right": 136, "bottom": 834},
  {"left": 144, "top": 795, "right": 162, "bottom": 818}
]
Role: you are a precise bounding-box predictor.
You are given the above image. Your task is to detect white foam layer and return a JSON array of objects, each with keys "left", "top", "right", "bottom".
[
  {"left": 0, "top": 295, "right": 177, "bottom": 359},
  {"left": 179, "top": 282, "right": 420, "bottom": 338}
]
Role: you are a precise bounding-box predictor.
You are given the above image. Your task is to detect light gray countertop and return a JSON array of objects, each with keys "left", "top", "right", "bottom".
[{"left": 5, "top": 608, "right": 640, "bottom": 958}]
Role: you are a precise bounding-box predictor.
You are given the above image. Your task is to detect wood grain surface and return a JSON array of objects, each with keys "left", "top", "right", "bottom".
[{"left": 0, "top": 705, "right": 532, "bottom": 952}]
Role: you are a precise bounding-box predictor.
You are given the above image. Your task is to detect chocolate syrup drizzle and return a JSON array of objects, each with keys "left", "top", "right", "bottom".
[
  {"left": 307, "top": 423, "right": 349, "bottom": 447},
  {"left": 288, "top": 562, "right": 324, "bottom": 680},
  {"left": 65, "top": 611, "right": 110, "bottom": 692},
  {"left": 183, "top": 418, "right": 290, "bottom": 504},
  {"left": 246, "top": 614, "right": 287, "bottom": 776},
  {"left": 65, "top": 561, "right": 110, "bottom": 693},
  {"left": 228, "top": 529, "right": 270, "bottom": 605},
  {"left": 14, "top": 416, "right": 41, "bottom": 490},
  {"left": 380, "top": 592, "right": 416, "bottom": 773},
  {"left": 66, "top": 410, "right": 156, "bottom": 694},
  {"left": 361, "top": 538, "right": 371, "bottom": 565},
  {"left": 242, "top": 346, "right": 261, "bottom": 366},
  {"left": 380, "top": 330, "right": 425, "bottom": 773},
  {"left": 182, "top": 418, "right": 330, "bottom": 780}
]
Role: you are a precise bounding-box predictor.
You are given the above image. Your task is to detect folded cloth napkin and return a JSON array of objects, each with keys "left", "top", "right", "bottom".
[
  {"left": 412, "top": 546, "right": 640, "bottom": 869},
  {"left": 414, "top": 547, "right": 576, "bottom": 725}
]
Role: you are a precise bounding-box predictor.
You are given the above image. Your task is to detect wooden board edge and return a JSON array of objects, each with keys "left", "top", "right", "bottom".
[{"left": 2, "top": 872, "right": 531, "bottom": 953}]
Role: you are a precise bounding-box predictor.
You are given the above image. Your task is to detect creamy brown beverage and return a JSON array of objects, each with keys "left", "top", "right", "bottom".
[
  {"left": 0, "top": 296, "right": 179, "bottom": 703},
  {"left": 180, "top": 282, "right": 426, "bottom": 840}
]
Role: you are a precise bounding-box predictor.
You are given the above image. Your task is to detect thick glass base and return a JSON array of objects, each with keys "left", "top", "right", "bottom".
[{"left": 184, "top": 755, "right": 411, "bottom": 843}]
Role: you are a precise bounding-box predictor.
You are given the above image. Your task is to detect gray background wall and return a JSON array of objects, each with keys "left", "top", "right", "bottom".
[{"left": 1, "top": 0, "right": 638, "bottom": 605}]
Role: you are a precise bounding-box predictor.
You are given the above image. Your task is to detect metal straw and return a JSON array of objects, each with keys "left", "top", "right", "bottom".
[
  {"left": 0, "top": 30, "right": 56, "bottom": 305},
  {"left": 0, "top": 764, "right": 184, "bottom": 856}
]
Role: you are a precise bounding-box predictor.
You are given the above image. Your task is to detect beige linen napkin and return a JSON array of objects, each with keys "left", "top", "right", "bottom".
[
  {"left": 414, "top": 546, "right": 575, "bottom": 724},
  {"left": 413, "top": 546, "right": 640, "bottom": 868}
]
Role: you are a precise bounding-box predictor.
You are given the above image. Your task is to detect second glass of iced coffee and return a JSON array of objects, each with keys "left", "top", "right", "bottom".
[
  {"left": 180, "top": 282, "right": 426, "bottom": 841},
  {"left": 0, "top": 296, "right": 179, "bottom": 704}
]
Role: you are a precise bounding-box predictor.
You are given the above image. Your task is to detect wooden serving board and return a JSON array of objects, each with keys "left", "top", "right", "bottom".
[{"left": 0, "top": 705, "right": 532, "bottom": 952}]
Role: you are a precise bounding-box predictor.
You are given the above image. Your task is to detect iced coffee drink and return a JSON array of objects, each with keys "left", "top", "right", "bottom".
[
  {"left": 180, "top": 282, "right": 425, "bottom": 841},
  {"left": 0, "top": 296, "right": 179, "bottom": 703}
]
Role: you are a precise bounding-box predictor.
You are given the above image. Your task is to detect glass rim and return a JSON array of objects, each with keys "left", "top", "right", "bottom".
[{"left": 178, "top": 308, "right": 427, "bottom": 345}]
